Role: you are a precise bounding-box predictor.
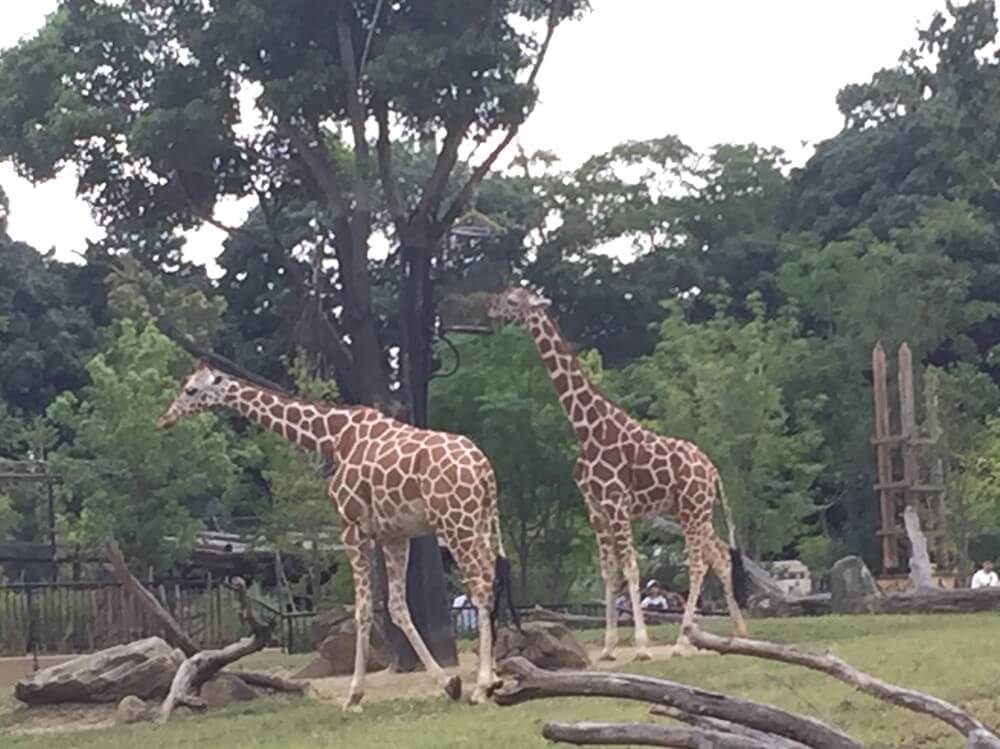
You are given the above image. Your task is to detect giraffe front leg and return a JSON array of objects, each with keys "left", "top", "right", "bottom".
[
  {"left": 598, "top": 561, "right": 620, "bottom": 662},
  {"left": 618, "top": 539, "right": 651, "bottom": 661},
  {"left": 340, "top": 524, "right": 373, "bottom": 712},
  {"left": 382, "top": 539, "right": 461, "bottom": 701}
]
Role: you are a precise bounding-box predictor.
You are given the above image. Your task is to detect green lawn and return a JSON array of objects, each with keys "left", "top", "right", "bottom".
[{"left": 4, "top": 614, "right": 999, "bottom": 748}]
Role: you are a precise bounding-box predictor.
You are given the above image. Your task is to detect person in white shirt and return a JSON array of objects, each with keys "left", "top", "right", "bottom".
[
  {"left": 452, "top": 592, "right": 478, "bottom": 632},
  {"left": 640, "top": 579, "right": 668, "bottom": 610},
  {"left": 971, "top": 560, "right": 999, "bottom": 589}
]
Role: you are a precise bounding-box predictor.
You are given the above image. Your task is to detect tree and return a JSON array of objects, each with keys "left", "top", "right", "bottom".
[
  {"left": 47, "top": 320, "right": 243, "bottom": 572},
  {"left": 0, "top": 0, "right": 588, "bottom": 663}
]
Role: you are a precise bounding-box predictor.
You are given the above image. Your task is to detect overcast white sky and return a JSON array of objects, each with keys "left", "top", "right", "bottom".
[{"left": 0, "top": 0, "right": 951, "bottom": 271}]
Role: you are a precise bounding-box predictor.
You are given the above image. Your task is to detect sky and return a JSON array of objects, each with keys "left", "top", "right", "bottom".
[{"left": 0, "top": 0, "right": 951, "bottom": 272}]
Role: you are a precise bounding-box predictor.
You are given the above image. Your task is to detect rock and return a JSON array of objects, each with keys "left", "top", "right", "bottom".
[
  {"left": 308, "top": 606, "right": 355, "bottom": 650},
  {"left": 318, "top": 628, "right": 391, "bottom": 675},
  {"left": 291, "top": 655, "right": 336, "bottom": 680},
  {"left": 15, "top": 636, "right": 184, "bottom": 706},
  {"left": 115, "top": 695, "right": 151, "bottom": 724},
  {"left": 830, "top": 555, "right": 882, "bottom": 614},
  {"left": 494, "top": 622, "right": 590, "bottom": 670},
  {"left": 199, "top": 673, "right": 260, "bottom": 708}
]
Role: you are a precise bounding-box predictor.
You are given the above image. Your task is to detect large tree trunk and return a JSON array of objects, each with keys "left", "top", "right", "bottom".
[{"left": 382, "top": 228, "right": 457, "bottom": 671}]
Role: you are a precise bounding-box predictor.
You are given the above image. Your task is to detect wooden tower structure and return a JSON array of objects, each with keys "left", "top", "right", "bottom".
[{"left": 871, "top": 341, "right": 949, "bottom": 574}]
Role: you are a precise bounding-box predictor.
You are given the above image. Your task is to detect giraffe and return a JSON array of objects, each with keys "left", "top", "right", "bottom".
[
  {"left": 156, "top": 360, "right": 516, "bottom": 709},
  {"left": 487, "top": 287, "right": 748, "bottom": 660}
]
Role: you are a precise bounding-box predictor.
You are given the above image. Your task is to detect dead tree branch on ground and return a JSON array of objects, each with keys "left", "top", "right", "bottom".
[
  {"left": 684, "top": 626, "right": 1000, "bottom": 748},
  {"left": 158, "top": 578, "right": 273, "bottom": 722}
]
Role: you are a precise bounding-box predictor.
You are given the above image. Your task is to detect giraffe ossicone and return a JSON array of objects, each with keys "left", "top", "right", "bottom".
[
  {"left": 487, "top": 287, "right": 748, "bottom": 660},
  {"left": 158, "top": 359, "right": 517, "bottom": 709}
]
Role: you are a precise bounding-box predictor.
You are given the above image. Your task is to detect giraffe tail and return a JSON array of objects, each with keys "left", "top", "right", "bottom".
[
  {"left": 484, "top": 469, "right": 521, "bottom": 635},
  {"left": 717, "top": 474, "right": 749, "bottom": 609}
]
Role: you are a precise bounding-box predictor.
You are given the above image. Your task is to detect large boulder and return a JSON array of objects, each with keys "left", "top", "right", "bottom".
[
  {"left": 200, "top": 673, "right": 261, "bottom": 708},
  {"left": 494, "top": 622, "right": 590, "bottom": 670},
  {"left": 318, "top": 628, "right": 391, "bottom": 675},
  {"left": 15, "top": 636, "right": 184, "bottom": 706},
  {"left": 308, "top": 607, "right": 354, "bottom": 650},
  {"left": 830, "top": 555, "right": 882, "bottom": 614},
  {"left": 115, "top": 695, "right": 152, "bottom": 725}
]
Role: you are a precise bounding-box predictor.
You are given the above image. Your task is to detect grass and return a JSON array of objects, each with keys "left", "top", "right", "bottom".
[{"left": 4, "top": 613, "right": 1000, "bottom": 748}]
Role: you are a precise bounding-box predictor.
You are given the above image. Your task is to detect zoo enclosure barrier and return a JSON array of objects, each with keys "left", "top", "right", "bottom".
[{"left": 0, "top": 580, "right": 608, "bottom": 657}]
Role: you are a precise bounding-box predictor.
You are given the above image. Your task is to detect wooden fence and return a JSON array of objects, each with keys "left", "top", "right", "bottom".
[{"left": 0, "top": 580, "right": 250, "bottom": 656}]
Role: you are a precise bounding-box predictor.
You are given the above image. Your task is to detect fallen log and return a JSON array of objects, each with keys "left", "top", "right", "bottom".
[
  {"left": 649, "top": 706, "right": 812, "bottom": 749},
  {"left": 542, "top": 720, "right": 775, "bottom": 748},
  {"left": 159, "top": 577, "right": 273, "bottom": 722},
  {"left": 685, "top": 626, "right": 1000, "bottom": 749},
  {"left": 100, "top": 538, "right": 303, "bottom": 721},
  {"left": 494, "top": 656, "right": 862, "bottom": 749},
  {"left": 235, "top": 671, "right": 307, "bottom": 694},
  {"left": 525, "top": 604, "right": 726, "bottom": 628},
  {"left": 873, "top": 586, "right": 1000, "bottom": 614}
]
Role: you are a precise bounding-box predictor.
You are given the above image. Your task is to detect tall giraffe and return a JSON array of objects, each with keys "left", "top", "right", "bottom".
[
  {"left": 156, "top": 361, "right": 516, "bottom": 709},
  {"left": 488, "top": 287, "right": 748, "bottom": 659}
]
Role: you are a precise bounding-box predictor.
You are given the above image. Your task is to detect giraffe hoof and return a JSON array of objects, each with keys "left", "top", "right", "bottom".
[
  {"left": 598, "top": 652, "right": 616, "bottom": 662},
  {"left": 634, "top": 650, "right": 652, "bottom": 662},
  {"left": 444, "top": 675, "right": 463, "bottom": 701},
  {"left": 342, "top": 696, "right": 364, "bottom": 713},
  {"left": 469, "top": 689, "right": 487, "bottom": 705}
]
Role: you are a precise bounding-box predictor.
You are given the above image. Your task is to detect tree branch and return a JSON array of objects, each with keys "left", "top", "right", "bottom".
[
  {"left": 375, "top": 99, "right": 406, "bottom": 235},
  {"left": 414, "top": 116, "right": 474, "bottom": 222},
  {"left": 542, "top": 721, "right": 775, "bottom": 749},
  {"left": 336, "top": 7, "right": 373, "bottom": 217},
  {"left": 650, "top": 706, "right": 812, "bottom": 749},
  {"left": 158, "top": 578, "right": 275, "bottom": 723},
  {"left": 493, "top": 656, "right": 862, "bottom": 749},
  {"left": 279, "top": 119, "right": 351, "bottom": 222},
  {"left": 441, "top": 0, "right": 566, "bottom": 227},
  {"left": 684, "top": 626, "right": 996, "bottom": 743},
  {"left": 101, "top": 540, "right": 199, "bottom": 658}
]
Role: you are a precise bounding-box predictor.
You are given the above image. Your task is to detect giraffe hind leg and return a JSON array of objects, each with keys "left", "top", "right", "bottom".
[
  {"left": 709, "top": 537, "right": 748, "bottom": 637},
  {"left": 382, "top": 539, "right": 461, "bottom": 701}
]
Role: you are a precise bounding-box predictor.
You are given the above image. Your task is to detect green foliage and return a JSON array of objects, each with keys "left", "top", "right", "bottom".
[
  {"left": 610, "top": 293, "right": 826, "bottom": 559},
  {"left": 47, "top": 320, "right": 240, "bottom": 572},
  {"left": 430, "top": 329, "right": 594, "bottom": 601}
]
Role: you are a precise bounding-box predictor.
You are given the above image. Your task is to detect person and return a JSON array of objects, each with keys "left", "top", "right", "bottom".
[
  {"left": 971, "top": 560, "right": 999, "bottom": 589},
  {"left": 640, "top": 579, "right": 668, "bottom": 610},
  {"left": 614, "top": 582, "right": 633, "bottom": 621},
  {"left": 452, "top": 591, "right": 478, "bottom": 633},
  {"left": 662, "top": 587, "right": 685, "bottom": 611}
]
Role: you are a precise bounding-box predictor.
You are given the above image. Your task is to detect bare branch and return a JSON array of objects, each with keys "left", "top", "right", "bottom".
[
  {"left": 493, "top": 656, "right": 862, "bottom": 749},
  {"left": 650, "top": 706, "right": 812, "bottom": 749},
  {"left": 101, "top": 540, "right": 199, "bottom": 658},
  {"left": 336, "top": 7, "right": 373, "bottom": 216},
  {"left": 685, "top": 626, "right": 994, "bottom": 742},
  {"left": 442, "top": 0, "right": 566, "bottom": 227},
  {"left": 279, "top": 119, "right": 351, "bottom": 221},
  {"left": 375, "top": 99, "right": 406, "bottom": 234},
  {"left": 158, "top": 578, "right": 275, "bottom": 722},
  {"left": 542, "top": 720, "right": 774, "bottom": 749},
  {"left": 414, "top": 116, "right": 475, "bottom": 222}
]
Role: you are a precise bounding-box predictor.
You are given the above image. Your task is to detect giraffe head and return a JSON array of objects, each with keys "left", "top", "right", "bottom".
[
  {"left": 487, "top": 286, "right": 551, "bottom": 326},
  {"left": 156, "top": 361, "right": 233, "bottom": 429}
]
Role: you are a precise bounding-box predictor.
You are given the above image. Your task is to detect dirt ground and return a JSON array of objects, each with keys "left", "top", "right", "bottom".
[{"left": 3, "top": 641, "right": 709, "bottom": 736}]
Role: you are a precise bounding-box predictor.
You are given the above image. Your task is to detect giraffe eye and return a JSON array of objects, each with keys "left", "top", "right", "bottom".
[{"left": 185, "top": 387, "right": 198, "bottom": 396}]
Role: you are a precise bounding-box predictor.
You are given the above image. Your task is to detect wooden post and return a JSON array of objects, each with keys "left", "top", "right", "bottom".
[{"left": 872, "top": 342, "right": 898, "bottom": 570}]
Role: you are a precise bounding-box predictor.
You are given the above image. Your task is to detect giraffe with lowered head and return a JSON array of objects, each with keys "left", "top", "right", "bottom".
[
  {"left": 157, "top": 360, "right": 517, "bottom": 709},
  {"left": 487, "top": 287, "right": 748, "bottom": 659}
]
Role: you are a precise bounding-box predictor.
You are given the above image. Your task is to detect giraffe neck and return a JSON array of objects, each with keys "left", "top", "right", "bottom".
[
  {"left": 222, "top": 377, "right": 355, "bottom": 457},
  {"left": 525, "top": 309, "right": 605, "bottom": 444}
]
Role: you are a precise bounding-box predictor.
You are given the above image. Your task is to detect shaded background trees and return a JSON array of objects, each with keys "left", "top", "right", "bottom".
[{"left": 5, "top": 0, "right": 1000, "bottom": 610}]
